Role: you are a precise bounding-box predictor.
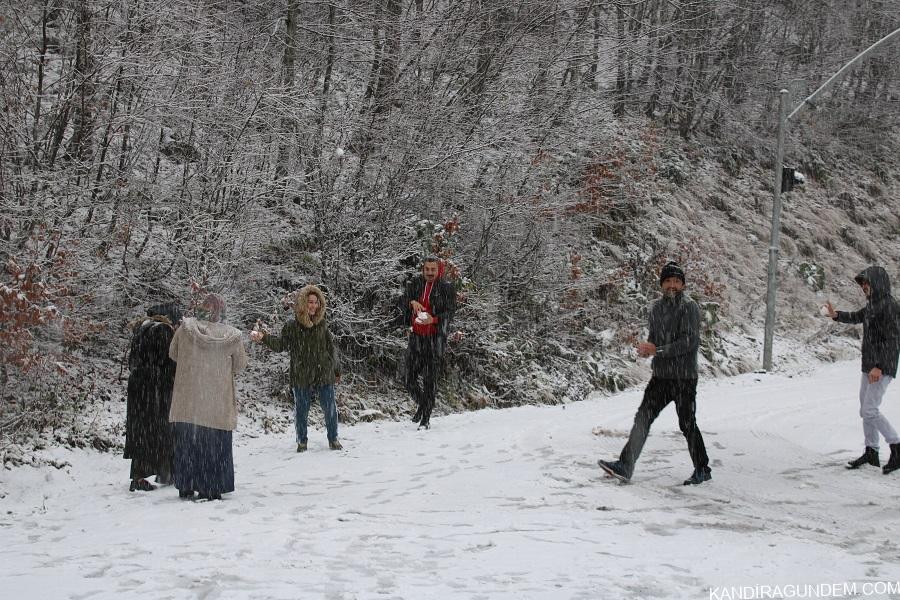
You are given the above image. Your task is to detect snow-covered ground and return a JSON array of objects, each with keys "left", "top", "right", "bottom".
[{"left": 2, "top": 360, "right": 900, "bottom": 599}]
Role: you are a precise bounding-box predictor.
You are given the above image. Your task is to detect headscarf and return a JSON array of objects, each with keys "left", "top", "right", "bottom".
[{"left": 199, "top": 293, "right": 226, "bottom": 323}]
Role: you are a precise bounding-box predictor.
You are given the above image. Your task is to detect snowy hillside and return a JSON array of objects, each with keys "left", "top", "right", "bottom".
[
  {"left": 5, "top": 1, "right": 900, "bottom": 453},
  {"left": 3, "top": 360, "right": 900, "bottom": 599}
]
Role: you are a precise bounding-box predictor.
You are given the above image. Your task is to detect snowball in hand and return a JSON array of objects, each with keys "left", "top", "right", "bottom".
[
  {"left": 819, "top": 305, "right": 831, "bottom": 317},
  {"left": 416, "top": 311, "right": 429, "bottom": 323}
]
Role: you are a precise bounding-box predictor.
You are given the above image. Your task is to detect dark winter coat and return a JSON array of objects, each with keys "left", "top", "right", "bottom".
[
  {"left": 834, "top": 266, "right": 900, "bottom": 378},
  {"left": 648, "top": 291, "right": 701, "bottom": 380},
  {"left": 262, "top": 285, "right": 340, "bottom": 387},
  {"left": 124, "top": 317, "right": 177, "bottom": 465},
  {"left": 397, "top": 272, "right": 456, "bottom": 348}
]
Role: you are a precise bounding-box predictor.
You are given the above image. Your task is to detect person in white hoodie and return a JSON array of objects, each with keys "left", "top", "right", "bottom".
[{"left": 169, "top": 293, "right": 248, "bottom": 500}]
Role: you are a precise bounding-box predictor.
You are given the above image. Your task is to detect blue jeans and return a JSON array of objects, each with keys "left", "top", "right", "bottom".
[{"left": 293, "top": 385, "right": 339, "bottom": 443}]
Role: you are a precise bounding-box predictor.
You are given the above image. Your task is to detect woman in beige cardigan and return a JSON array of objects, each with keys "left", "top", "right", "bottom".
[{"left": 169, "top": 294, "right": 248, "bottom": 500}]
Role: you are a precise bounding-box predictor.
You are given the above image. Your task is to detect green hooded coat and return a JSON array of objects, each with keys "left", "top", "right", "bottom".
[{"left": 262, "top": 285, "right": 341, "bottom": 387}]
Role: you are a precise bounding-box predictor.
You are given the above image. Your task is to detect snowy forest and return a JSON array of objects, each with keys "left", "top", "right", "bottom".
[{"left": 2, "top": 0, "right": 900, "bottom": 461}]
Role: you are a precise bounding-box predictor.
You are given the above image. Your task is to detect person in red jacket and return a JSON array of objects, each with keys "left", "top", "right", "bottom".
[{"left": 397, "top": 257, "right": 456, "bottom": 429}]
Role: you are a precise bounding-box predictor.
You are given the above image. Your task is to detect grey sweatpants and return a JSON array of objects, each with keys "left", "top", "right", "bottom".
[{"left": 858, "top": 373, "right": 900, "bottom": 449}]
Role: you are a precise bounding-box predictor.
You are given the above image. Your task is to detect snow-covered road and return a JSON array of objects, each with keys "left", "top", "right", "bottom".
[{"left": 2, "top": 361, "right": 900, "bottom": 599}]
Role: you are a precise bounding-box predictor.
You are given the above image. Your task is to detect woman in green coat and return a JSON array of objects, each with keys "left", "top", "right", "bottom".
[{"left": 252, "top": 285, "right": 342, "bottom": 451}]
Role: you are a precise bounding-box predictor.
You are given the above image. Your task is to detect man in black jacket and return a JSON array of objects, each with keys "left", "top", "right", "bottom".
[
  {"left": 598, "top": 262, "right": 712, "bottom": 485},
  {"left": 397, "top": 257, "right": 456, "bottom": 429},
  {"left": 824, "top": 266, "right": 900, "bottom": 475}
]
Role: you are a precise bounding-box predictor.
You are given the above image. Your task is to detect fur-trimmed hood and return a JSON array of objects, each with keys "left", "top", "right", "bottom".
[{"left": 294, "top": 285, "right": 327, "bottom": 328}]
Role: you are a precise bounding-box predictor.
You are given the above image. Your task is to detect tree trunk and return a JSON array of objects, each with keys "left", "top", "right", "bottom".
[
  {"left": 68, "top": 0, "right": 95, "bottom": 164},
  {"left": 31, "top": 2, "right": 50, "bottom": 169},
  {"left": 275, "top": 0, "right": 298, "bottom": 182},
  {"left": 373, "top": 0, "right": 402, "bottom": 115},
  {"left": 613, "top": 2, "right": 627, "bottom": 117}
]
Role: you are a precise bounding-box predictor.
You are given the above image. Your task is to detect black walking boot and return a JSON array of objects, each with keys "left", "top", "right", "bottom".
[
  {"left": 129, "top": 478, "right": 157, "bottom": 492},
  {"left": 846, "top": 447, "right": 880, "bottom": 469},
  {"left": 598, "top": 459, "right": 630, "bottom": 483},
  {"left": 683, "top": 467, "right": 712, "bottom": 486},
  {"left": 882, "top": 443, "right": 900, "bottom": 475}
]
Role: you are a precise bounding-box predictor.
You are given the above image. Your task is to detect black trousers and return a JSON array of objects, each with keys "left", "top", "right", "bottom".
[
  {"left": 405, "top": 334, "right": 443, "bottom": 424},
  {"left": 619, "top": 377, "right": 709, "bottom": 478}
]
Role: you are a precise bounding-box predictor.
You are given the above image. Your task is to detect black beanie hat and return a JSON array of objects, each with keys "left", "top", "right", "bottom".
[{"left": 659, "top": 261, "right": 685, "bottom": 285}]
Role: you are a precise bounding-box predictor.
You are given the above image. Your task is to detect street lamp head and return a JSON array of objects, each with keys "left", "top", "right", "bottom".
[{"left": 781, "top": 167, "right": 805, "bottom": 193}]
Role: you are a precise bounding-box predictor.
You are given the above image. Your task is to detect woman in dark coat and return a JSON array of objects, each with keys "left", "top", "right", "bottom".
[{"left": 124, "top": 303, "right": 181, "bottom": 491}]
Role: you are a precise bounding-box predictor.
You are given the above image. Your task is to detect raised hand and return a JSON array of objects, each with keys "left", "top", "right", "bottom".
[{"left": 636, "top": 342, "right": 656, "bottom": 358}]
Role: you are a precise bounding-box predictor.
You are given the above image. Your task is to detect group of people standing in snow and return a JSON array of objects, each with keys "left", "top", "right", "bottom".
[
  {"left": 125, "top": 254, "right": 900, "bottom": 500},
  {"left": 124, "top": 293, "right": 248, "bottom": 500},
  {"left": 123, "top": 257, "right": 455, "bottom": 500}
]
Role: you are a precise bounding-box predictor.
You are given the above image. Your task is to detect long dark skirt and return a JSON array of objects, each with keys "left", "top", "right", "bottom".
[
  {"left": 173, "top": 422, "right": 235, "bottom": 496},
  {"left": 125, "top": 368, "right": 175, "bottom": 481}
]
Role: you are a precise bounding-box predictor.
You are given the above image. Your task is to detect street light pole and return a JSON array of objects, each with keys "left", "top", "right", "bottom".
[
  {"left": 761, "top": 26, "right": 900, "bottom": 372},
  {"left": 762, "top": 89, "right": 789, "bottom": 372}
]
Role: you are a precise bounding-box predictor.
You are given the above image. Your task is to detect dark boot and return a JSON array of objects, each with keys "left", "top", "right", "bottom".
[
  {"left": 883, "top": 443, "right": 900, "bottom": 475},
  {"left": 129, "top": 478, "right": 157, "bottom": 492},
  {"left": 846, "top": 447, "right": 880, "bottom": 469},
  {"left": 598, "top": 459, "right": 630, "bottom": 483},
  {"left": 683, "top": 467, "right": 712, "bottom": 486}
]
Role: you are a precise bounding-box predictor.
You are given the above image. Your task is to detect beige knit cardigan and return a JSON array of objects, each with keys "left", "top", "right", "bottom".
[{"left": 168, "top": 317, "right": 248, "bottom": 431}]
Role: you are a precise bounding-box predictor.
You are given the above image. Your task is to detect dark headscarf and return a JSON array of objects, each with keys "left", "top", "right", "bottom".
[{"left": 147, "top": 302, "right": 183, "bottom": 326}]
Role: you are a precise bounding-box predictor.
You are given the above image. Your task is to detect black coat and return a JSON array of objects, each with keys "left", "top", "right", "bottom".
[
  {"left": 648, "top": 291, "right": 701, "bottom": 380},
  {"left": 835, "top": 266, "right": 900, "bottom": 378},
  {"left": 395, "top": 275, "right": 456, "bottom": 355},
  {"left": 124, "top": 319, "right": 176, "bottom": 465}
]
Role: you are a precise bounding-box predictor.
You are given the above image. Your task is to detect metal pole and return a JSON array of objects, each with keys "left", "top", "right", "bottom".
[
  {"left": 762, "top": 89, "right": 789, "bottom": 372},
  {"left": 788, "top": 27, "right": 900, "bottom": 120},
  {"left": 761, "top": 26, "right": 900, "bottom": 371}
]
